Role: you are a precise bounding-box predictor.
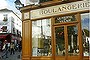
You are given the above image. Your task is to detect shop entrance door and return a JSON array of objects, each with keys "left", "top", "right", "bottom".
[{"left": 54, "top": 24, "right": 81, "bottom": 60}]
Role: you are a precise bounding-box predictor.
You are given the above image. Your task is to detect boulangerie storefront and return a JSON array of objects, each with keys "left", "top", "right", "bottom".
[{"left": 21, "top": 1, "right": 90, "bottom": 60}]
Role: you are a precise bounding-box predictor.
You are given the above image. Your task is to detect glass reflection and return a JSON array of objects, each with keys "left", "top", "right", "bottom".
[
  {"left": 67, "top": 25, "right": 79, "bottom": 56},
  {"left": 81, "top": 13, "right": 90, "bottom": 56},
  {"left": 32, "top": 19, "right": 52, "bottom": 56},
  {"left": 55, "top": 27, "right": 65, "bottom": 56}
]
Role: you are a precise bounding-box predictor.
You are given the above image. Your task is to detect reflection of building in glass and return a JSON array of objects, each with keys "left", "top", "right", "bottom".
[
  {"left": 81, "top": 13, "right": 90, "bottom": 56},
  {"left": 32, "top": 19, "right": 52, "bottom": 56}
]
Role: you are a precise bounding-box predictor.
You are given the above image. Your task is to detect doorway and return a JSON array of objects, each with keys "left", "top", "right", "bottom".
[{"left": 54, "top": 23, "right": 81, "bottom": 60}]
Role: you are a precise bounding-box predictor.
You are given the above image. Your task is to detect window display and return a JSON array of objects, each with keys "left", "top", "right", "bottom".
[
  {"left": 55, "top": 26, "right": 65, "bottom": 56},
  {"left": 32, "top": 19, "right": 52, "bottom": 56},
  {"left": 67, "top": 25, "right": 79, "bottom": 56},
  {"left": 81, "top": 13, "right": 90, "bottom": 56}
]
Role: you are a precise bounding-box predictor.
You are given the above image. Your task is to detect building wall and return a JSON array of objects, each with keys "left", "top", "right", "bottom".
[
  {"left": 25, "top": 0, "right": 56, "bottom": 6},
  {"left": 25, "top": 0, "right": 83, "bottom": 6},
  {"left": 10, "top": 12, "right": 22, "bottom": 35},
  {"left": 0, "top": 9, "right": 22, "bottom": 35},
  {"left": 0, "top": 10, "right": 11, "bottom": 33}
]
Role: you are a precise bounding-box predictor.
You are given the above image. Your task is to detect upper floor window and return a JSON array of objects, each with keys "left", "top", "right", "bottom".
[
  {"left": 1, "top": 26, "right": 7, "bottom": 32},
  {"left": 40, "top": 0, "right": 52, "bottom": 3},
  {"left": 11, "top": 17, "right": 15, "bottom": 23},
  {"left": 3, "top": 14, "right": 8, "bottom": 21},
  {"left": 13, "top": 28, "right": 15, "bottom": 34},
  {"left": 17, "top": 30, "right": 19, "bottom": 35}
]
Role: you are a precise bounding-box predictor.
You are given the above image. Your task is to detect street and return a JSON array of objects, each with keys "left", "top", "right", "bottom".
[{"left": 0, "top": 51, "right": 21, "bottom": 60}]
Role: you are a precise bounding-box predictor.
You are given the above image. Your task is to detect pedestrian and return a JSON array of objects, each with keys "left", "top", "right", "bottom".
[
  {"left": 18, "top": 43, "right": 22, "bottom": 52},
  {"left": 2, "top": 43, "right": 9, "bottom": 58},
  {"left": 10, "top": 42, "right": 15, "bottom": 55},
  {"left": 8, "top": 43, "right": 10, "bottom": 52}
]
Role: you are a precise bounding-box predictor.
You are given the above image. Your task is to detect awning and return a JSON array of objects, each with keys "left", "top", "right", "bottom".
[{"left": 0, "top": 34, "right": 8, "bottom": 39}]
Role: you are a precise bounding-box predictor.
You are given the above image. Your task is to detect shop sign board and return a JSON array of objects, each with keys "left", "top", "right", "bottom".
[{"left": 30, "top": 1, "right": 90, "bottom": 19}]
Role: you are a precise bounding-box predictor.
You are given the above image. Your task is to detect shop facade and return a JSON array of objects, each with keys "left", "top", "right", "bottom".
[
  {"left": 0, "top": 33, "right": 21, "bottom": 51},
  {"left": 21, "top": 0, "right": 90, "bottom": 60}
]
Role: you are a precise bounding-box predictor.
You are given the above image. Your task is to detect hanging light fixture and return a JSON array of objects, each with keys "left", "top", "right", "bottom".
[{"left": 14, "top": 0, "right": 24, "bottom": 10}]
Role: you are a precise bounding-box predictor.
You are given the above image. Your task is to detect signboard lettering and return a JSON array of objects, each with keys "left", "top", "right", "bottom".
[{"left": 30, "top": 1, "right": 90, "bottom": 19}]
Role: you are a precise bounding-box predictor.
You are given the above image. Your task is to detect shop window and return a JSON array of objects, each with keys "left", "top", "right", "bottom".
[
  {"left": 55, "top": 27, "right": 65, "bottom": 56},
  {"left": 3, "top": 14, "right": 8, "bottom": 21},
  {"left": 55, "top": 15, "right": 77, "bottom": 24},
  {"left": 55, "top": 25, "right": 79, "bottom": 56},
  {"left": 32, "top": 19, "right": 52, "bottom": 56},
  {"left": 40, "top": 0, "right": 52, "bottom": 3},
  {"left": 67, "top": 25, "right": 79, "bottom": 56},
  {"left": 81, "top": 13, "right": 90, "bottom": 56}
]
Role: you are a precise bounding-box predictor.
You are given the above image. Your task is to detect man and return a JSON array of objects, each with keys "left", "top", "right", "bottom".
[
  {"left": 2, "top": 43, "right": 8, "bottom": 58},
  {"left": 10, "top": 42, "right": 15, "bottom": 55}
]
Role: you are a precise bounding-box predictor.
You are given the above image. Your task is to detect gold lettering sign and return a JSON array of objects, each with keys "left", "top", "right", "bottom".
[
  {"left": 30, "top": 1, "right": 90, "bottom": 19},
  {"left": 55, "top": 15, "right": 76, "bottom": 23}
]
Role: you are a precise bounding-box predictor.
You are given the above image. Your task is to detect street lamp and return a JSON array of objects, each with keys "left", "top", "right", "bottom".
[{"left": 14, "top": 0, "right": 24, "bottom": 10}]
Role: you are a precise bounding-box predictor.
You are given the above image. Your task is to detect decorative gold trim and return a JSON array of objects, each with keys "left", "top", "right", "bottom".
[{"left": 24, "top": 12, "right": 29, "bottom": 19}]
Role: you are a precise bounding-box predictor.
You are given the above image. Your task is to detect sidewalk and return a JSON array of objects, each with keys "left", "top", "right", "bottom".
[{"left": 0, "top": 51, "right": 21, "bottom": 60}]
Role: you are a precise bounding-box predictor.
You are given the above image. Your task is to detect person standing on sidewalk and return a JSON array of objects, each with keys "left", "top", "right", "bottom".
[
  {"left": 2, "top": 43, "right": 9, "bottom": 58},
  {"left": 10, "top": 42, "right": 15, "bottom": 55}
]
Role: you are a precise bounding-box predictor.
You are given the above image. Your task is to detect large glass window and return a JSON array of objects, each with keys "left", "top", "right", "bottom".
[
  {"left": 81, "top": 13, "right": 90, "bottom": 56},
  {"left": 3, "top": 14, "right": 8, "bottom": 21},
  {"left": 32, "top": 19, "right": 52, "bottom": 56},
  {"left": 67, "top": 25, "right": 79, "bottom": 56},
  {"left": 55, "top": 26, "right": 65, "bottom": 56}
]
